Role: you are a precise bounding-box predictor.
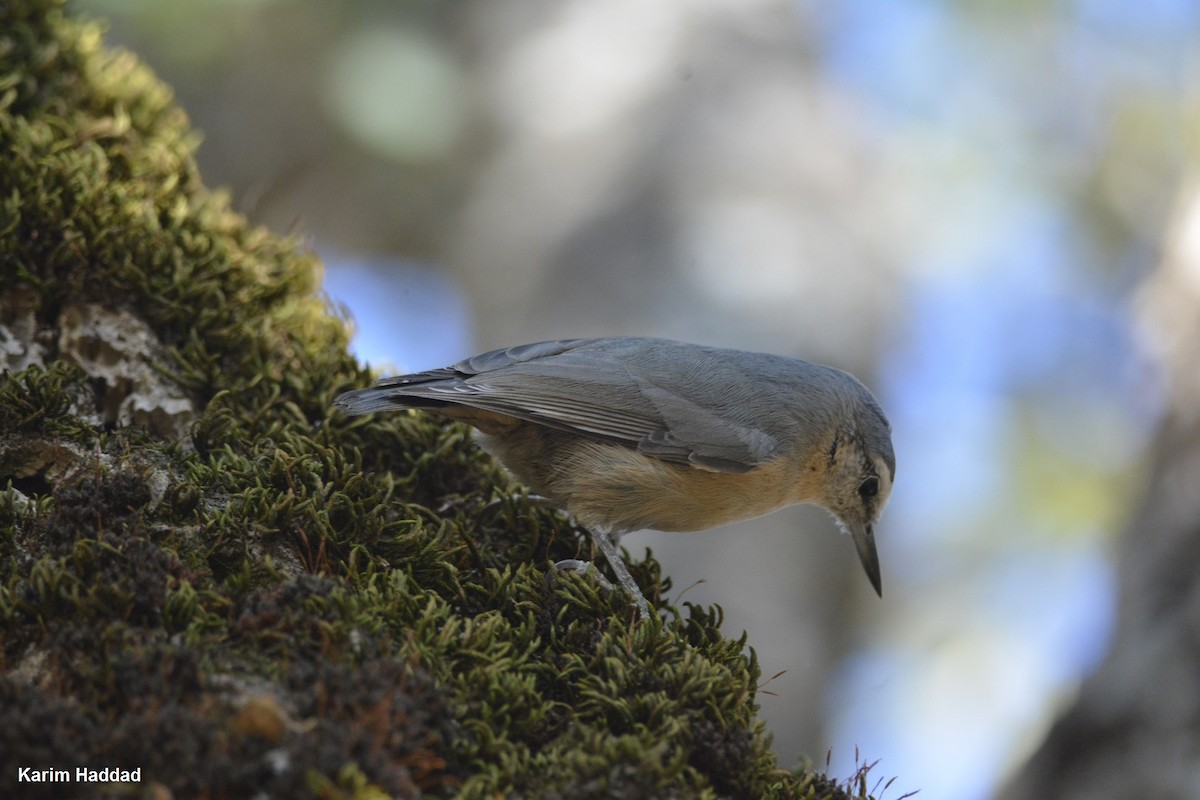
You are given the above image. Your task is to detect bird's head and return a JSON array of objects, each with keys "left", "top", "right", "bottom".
[{"left": 817, "top": 400, "right": 894, "bottom": 596}]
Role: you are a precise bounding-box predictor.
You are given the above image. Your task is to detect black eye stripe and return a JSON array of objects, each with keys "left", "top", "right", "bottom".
[{"left": 826, "top": 439, "right": 841, "bottom": 467}]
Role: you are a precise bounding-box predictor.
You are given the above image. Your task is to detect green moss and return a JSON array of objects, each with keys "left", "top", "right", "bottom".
[{"left": 0, "top": 2, "right": 884, "bottom": 798}]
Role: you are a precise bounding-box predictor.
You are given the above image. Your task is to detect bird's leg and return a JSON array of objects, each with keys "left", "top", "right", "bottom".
[
  {"left": 592, "top": 528, "right": 652, "bottom": 619},
  {"left": 554, "top": 528, "right": 650, "bottom": 620},
  {"left": 479, "top": 494, "right": 650, "bottom": 618}
]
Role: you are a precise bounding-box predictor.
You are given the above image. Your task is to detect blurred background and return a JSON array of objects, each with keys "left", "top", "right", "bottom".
[{"left": 77, "top": 1, "right": 1198, "bottom": 797}]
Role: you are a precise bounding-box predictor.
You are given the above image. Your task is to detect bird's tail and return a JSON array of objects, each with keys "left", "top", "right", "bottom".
[{"left": 334, "top": 386, "right": 448, "bottom": 416}]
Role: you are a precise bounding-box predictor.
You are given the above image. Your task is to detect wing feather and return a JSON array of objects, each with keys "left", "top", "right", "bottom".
[{"left": 335, "top": 338, "right": 786, "bottom": 472}]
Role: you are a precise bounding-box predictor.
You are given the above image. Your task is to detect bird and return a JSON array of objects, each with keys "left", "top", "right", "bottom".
[{"left": 333, "top": 337, "right": 895, "bottom": 619}]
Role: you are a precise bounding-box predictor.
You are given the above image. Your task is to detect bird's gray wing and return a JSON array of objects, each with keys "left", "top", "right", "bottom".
[
  {"left": 628, "top": 372, "right": 782, "bottom": 472},
  {"left": 336, "top": 338, "right": 783, "bottom": 473}
]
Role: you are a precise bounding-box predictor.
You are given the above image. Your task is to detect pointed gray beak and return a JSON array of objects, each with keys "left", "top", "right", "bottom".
[{"left": 849, "top": 521, "right": 882, "bottom": 597}]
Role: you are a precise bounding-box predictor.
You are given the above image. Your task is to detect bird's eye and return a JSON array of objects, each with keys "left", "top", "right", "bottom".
[{"left": 858, "top": 476, "right": 879, "bottom": 501}]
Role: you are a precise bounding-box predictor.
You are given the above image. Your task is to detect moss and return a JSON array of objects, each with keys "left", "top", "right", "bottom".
[{"left": 0, "top": 2, "right": 883, "bottom": 798}]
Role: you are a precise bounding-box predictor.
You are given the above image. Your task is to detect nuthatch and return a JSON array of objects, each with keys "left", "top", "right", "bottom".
[{"left": 334, "top": 337, "right": 895, "bottom": 618}]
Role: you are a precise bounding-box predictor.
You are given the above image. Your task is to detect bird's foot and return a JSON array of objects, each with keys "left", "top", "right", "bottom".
[
  {"left": 478, "top": 493, "right": 560, "bottom": 518},
  {"left": 551, "top": 559, "right": 614, "bottom": 591},
  {"left": 548, "top": 530, "right": 651, "bottom": 620}
]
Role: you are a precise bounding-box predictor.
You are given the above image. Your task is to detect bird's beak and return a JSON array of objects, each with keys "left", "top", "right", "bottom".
[{"left": 848, "top": 521, "right": 882, "bottom": 597}]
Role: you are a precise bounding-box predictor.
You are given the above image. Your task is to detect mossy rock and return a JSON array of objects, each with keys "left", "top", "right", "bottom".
[{"left": 0, "top": 2, "right": 876, "bottom": 798}]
